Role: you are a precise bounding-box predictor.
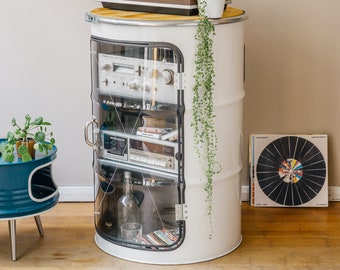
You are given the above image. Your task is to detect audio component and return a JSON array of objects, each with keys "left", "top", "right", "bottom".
[
  {"left": 98, "top": 53, "right": 178, "bottom": 104},
  {"left": 102, "top": 130, "right": 179, "bottom": 173}
]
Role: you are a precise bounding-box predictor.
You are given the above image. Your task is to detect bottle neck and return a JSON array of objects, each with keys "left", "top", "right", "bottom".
[
  {"left": 123, "top": 171, "right": 133, "bottom": 195},
  {"left": 124, "top": 182, "right": 133, "bottom": 195}
]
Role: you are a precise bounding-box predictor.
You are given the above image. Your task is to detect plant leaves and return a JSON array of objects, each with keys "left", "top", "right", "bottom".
[
  {"left": 32, "top": 116, "right": 43, "bottom": 125},
  {"left": 21, "top": 152, "right": 32, "bottom": 162},
  {"left": 17, "top": 144, "right": 29, "bottom": 155},
  {"left": 2, "top": 153, "right": 14, "bottom": 162},
  {"left": 34, "top": 131, "right": 45, "bottom": 142}
]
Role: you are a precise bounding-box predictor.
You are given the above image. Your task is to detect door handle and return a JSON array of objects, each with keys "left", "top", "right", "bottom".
[{"left": 84, "top": 117, "right": 99, "bottom": 148}]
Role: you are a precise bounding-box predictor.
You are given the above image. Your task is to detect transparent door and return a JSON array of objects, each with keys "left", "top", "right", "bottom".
[{"left": 88, "top": 38, "right": 185, "bottom": 250}]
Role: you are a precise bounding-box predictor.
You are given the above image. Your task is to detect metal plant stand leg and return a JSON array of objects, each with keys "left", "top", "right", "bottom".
[
  {"left": 34, "top": 216, "right": 44, "bottom": 237},
  {"left": 8, "top": 220, "right": 16, "bottom": 261},
  {"left": 7, "top": 216, "right": 44, "bottom": 261}
]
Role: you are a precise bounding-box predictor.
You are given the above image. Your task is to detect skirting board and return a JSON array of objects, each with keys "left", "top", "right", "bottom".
[
  {"left": 57, "top": 185, "right": 340, "bottom": 202},
  {"left": 58, "top": 185, "right": 250, "bottom": 202},
  {"left": 242, "top": 186, "right": 340, "bottom": 203},
  {"left": 241, "top": 186, "right": 249, "bottom": 202},
  {"left": 329, "top": 186, "right": 340, "bottom": 201},
  {"left": 58, "top": 186, "right": 94, "bottom": 202}
]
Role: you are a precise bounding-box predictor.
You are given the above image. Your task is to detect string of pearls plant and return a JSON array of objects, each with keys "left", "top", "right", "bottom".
[{"left": 192, "top": 0, "right": 222, "bottom": 237}]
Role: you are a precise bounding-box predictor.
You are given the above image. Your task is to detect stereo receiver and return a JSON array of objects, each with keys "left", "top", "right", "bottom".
[
  {"left": 98, "top": 53, "right": 178, "bottom": 104},
  {"left": 102, "top": 130, "right": 178, "bottom": 173}
]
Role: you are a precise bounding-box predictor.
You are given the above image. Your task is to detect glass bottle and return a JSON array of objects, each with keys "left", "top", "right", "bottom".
[{"left": 116, "top": 171, "right": 139, "bottom": 236}]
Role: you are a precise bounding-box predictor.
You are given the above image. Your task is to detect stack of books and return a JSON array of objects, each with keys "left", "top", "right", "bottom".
[
  {"left": 142, "top": 228, "right": 178, "bottom": 246},
  {"left": 136, "top": 127, "right": 178, "bottom": 141}
]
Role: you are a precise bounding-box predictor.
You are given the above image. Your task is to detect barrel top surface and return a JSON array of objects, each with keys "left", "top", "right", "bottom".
[{"left": 88, "top": 7, "right": 248, "bottom": 26}]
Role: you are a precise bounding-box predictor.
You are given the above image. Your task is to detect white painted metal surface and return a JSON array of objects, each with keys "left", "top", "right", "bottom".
[{"left": 89, "top": 10, "right": 247, "bottom": 264}]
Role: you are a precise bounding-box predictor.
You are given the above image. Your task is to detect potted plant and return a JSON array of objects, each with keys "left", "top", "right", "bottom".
[
  {"left": 0, "top": 114, "right": 55, "bottom": 162},
  {"left": 192, "top": 0, "right": 223, "bottom": 237},
  {"left": 198, "top": 0, "right": 226, "bottom": 19}
]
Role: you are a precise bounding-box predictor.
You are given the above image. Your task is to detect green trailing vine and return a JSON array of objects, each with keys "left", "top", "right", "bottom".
[{"left": 192, "top": 0, "right": 221, "bottom": 237}]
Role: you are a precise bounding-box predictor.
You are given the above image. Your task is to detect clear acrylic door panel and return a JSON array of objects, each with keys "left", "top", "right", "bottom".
[{"left": 90, "top": 38, "right": 185, "bottom": 250}]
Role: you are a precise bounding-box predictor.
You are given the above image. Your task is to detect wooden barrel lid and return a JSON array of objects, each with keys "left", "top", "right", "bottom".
[{"left": 88, "top": 7, "right": 248, "bottom": 26}]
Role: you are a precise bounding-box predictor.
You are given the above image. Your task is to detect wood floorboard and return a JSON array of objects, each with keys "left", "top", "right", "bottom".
[{"left": 0, "top": 202, "right": 339, "bottom": 269}]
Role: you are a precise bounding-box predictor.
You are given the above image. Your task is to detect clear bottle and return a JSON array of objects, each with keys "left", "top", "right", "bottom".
[{"left": 116, "top": 171, "right": 139, "bottom": 236}]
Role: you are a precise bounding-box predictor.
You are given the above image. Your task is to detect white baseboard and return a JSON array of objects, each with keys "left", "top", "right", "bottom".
[
  {"left": 241, "top": 185, "right": 340, "bottom": 202},
  {"left": 58, "top": 186, "right": 94, "bottom": 202},
  {"left": 58, "top": 185, "right": 250, "bottom": 202},
  {"left": 329, "top": 186, "right": 340, "bottom": 201},
  {"left": 241, "top": 185, "right": 249, "bottom": 201}
]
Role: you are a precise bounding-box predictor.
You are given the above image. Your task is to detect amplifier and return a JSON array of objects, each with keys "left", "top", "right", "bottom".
[
  {"left": 97, "top": 0, "right": 231, "bottom": 16},
  {"left": 101, "top": 130, "right": 179, "bottom": 173},
  {"left": 98, "top": 53, "right": 178, "bottom": 104}
]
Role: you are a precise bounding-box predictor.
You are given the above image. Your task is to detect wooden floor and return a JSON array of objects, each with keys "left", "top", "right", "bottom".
[{"left": 0, "top": 202, "right": 339, "bottom": 269}]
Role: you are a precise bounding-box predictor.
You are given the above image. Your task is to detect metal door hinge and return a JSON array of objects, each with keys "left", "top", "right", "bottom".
[
  {"left": 85, "top": 13, "right": 96, "bottom": 23},
  {"left": 175, "top": 73, "right": 185, "bottom": 91},
  {"left": 175, "top": 204, "right": 188, "bottom": 221}
]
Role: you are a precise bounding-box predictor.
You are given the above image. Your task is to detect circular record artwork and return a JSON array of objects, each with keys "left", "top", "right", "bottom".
[{"left": 256, "top": 136, "right": 327, "bottom": 206}]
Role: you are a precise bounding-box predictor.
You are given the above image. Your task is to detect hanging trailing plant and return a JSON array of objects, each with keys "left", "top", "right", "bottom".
[{"left": 192, "top": 0, "right": 222, "bottom": 237}]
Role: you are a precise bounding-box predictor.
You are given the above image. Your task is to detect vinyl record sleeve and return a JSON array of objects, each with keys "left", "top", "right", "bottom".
[{"left": 249, "top": 134, "right": 328, "bottom": 207}]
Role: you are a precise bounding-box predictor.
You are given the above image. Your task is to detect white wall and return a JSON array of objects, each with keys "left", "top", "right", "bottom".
[
  {"left": 1, "top": 0, "right": 339, "bottom": 201},
  {"left": 0, "top": 0, "right": 101, "bottom": 201},
  {"left": 236, "top": 0, "right": 340, "bottom": 189}
]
